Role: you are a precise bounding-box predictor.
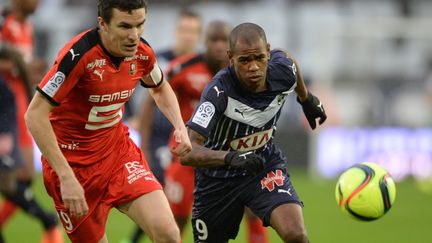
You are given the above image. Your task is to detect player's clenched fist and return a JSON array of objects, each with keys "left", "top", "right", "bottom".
[
  {"left": 297, "top": 92, "right": 327, "bottom": 130},
  {"left": 224, "top": 151, "right": 265, "bottom": 175},
  {"left": 172, "top": 128, "right": 192, "bottom": 157}
]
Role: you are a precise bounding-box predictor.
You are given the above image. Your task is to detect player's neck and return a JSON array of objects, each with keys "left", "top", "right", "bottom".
[{"left": 10, "top": 9, "right": 27, "bottom": 22}]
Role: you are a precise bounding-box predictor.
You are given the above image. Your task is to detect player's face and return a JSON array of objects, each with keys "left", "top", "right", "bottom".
[
  {"left": 228, "top": 38, "right": 270, "bottom": 92},
  {"left": 205, "top": 26, "right": 230, "bottom": 63},
  {"left": 175, "top": 17, "right": 201, "bottom": 54},
  {"left": 98, "top": 8, "right": 146, "bottom": 57},
  {"left": 15, "top": 0, "right": 39, "bottom": 15}
]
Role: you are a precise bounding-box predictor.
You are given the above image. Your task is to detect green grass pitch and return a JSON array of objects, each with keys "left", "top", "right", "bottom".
[{"left": 2, "top": 169, "right": 431, "bottom": 242}]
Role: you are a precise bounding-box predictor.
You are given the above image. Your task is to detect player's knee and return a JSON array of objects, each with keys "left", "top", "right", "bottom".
[
  {"left": 280, "top": 227, "right": 308, "bottom": 243},
  {"left": 148, "top": 221, "right": 181, "bottom": 243}
]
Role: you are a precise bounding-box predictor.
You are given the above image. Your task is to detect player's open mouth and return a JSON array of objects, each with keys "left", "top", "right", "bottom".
[{"left": 125, "top": 44, "right": 137, "bottom": 51}]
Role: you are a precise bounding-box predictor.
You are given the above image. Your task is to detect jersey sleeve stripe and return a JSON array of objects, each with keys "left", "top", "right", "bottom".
[
  {"left": 36, "top": 87, "right": 60, "bottom": 106},
  {"left": 56, "top": 29, "right": 97, "bottom": 78},
  {"left": 38, "top": 29, "right": 98, "bottom": 101}
]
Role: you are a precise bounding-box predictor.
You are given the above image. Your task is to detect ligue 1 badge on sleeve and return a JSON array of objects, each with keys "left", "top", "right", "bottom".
[{"left": 130, "top": 62, "right": 137, "bottom": 75}]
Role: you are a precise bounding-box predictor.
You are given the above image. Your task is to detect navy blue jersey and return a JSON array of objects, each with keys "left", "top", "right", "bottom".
[
  {"left": 0, "top": 76, "right": 23, "bottom": 170},
  {"left": 0, "top": 76, "right": 15, "bottom": 134},
  {"left": 187, "top": 50, "right": 298, "bottom": 178}
]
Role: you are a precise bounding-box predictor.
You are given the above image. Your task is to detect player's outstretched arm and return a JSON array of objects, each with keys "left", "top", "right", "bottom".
[
  {"left": 25, "top": 92, "right": 88, "bottom": 218},
  {"left": 180, "top": 128, "right": 227, "bottom": 167},
  {"left": 180, "top": 128, "right": 265, "bottom": 174},
  {"left": 147, "top": 80, "right": 191, "bottom": 156},
  {"left": 280, "top": 50, "right": 327, "bottom": 129}
]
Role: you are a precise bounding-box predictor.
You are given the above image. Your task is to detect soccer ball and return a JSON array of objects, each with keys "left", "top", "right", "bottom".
[{"left": 335, "top": 162, "right": 396, "bottom": 221}]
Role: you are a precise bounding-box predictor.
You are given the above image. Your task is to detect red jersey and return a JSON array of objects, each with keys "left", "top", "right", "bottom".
[
  {"left": 0, "top": 9, "right": 34, "bottom": 62},
  {"left": 167, "top": 54, "right": 216, "bottom": 122},
  {"left": 37, "top": 28, "right": 163, "bottom": 165}
]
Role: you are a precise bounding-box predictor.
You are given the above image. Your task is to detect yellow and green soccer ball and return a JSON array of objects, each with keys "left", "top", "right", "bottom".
[{"left": 335, "top": 162, "right": 396, "bottom": 221}]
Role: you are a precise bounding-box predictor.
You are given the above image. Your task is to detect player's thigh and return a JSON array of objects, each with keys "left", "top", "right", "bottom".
[
  {"left": 246, "top": 167, "right": 304, "bottom": 226},
  {"left": 117, "top": 190, "right": 179, "bottom": 239},
  {"left": 269, "top": 203, "right": 307, "bottom": 239},
  {"left": 42, "top": 159, "right": 112, "bottom": 242},
  {"left": 192, "top": 172, "right": 245, "bottom": 243}
]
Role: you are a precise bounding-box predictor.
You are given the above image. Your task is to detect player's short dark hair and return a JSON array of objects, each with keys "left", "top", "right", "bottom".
[
  {"left": 98, "top": 0, "right": 147, "bottom": 23},
  {"left": 229, "top": 22, "right": 267, "bottom": 52}
]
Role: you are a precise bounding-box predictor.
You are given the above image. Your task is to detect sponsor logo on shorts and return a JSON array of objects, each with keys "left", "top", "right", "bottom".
[
  {"left": 125, "top": 161, "right": 155, "bottom": 184},
  {"left": 260, "top": 169, "right": 285, "bottom": 192}
]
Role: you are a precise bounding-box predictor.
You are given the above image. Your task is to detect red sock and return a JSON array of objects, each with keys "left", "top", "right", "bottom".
[
  {"left": 247, "top": 217, "right": 269, "bottom": 243},
  {"left": 0, "top": 200, "right": 18, "bottom": 228}
]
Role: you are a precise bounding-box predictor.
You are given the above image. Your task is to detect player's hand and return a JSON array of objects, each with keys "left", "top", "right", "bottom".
[
  {"left": 297, "top": 92, "right": 327, "bottom": 129},
  {"left": 224, "top": 151, "right": 265, "bottom": 175},
  {"left": 171, "top": 128, "right": 192, "bottom": 157},
  {"left": 60, "top": 175, "right": 89, "bottom": 219}
]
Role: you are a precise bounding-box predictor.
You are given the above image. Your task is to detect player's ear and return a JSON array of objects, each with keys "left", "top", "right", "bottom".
[
  {"left": 227, "top": 49, "right": 234, "bottom": 64},
  {"left": 98, "top": 17, "right": 107, "bottom": 32},
  {"left": 266, "top": 43, "right": 271, "bottom": 60}
]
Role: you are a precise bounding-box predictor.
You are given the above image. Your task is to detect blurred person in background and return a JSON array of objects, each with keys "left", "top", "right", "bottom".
[
  {"left": 24, "top": 0, "right": 192, "bottom": 242},
  {"left": 0, "top": 46, "right": 60, "bottom": 243},
  {"left": 180, "top": 22, "right": 327, "bottom": 243},
  {"left": 123, "top": 9, "right": 201, "bottom": 243},
  {"left": 0, "top": 47, "right": 20, "bottom": 243},
  {"left": 0, "top": 0, "right": 63, "bottom": 242}
]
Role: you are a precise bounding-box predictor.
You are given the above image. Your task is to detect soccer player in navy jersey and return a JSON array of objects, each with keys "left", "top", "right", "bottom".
[{"left": 181, "top": 22, "right": 327, "bottom": 243}]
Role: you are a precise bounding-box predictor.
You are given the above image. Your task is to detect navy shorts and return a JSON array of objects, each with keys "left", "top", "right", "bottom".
[{"left": 191, "top": 164, "right": 303, "bottom": 243}]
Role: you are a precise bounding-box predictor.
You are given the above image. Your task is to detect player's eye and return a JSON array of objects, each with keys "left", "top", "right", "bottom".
[{"left": 239, "top": 58, "right": 249, "bottom": 64}]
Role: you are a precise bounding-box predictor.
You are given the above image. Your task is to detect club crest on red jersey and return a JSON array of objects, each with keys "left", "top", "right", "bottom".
[
  {"left": 261, "top": 169, "right": 285, "bottom": 192},
  {"left": 130, "top": 62, "right": 137, "bottom": 75}
]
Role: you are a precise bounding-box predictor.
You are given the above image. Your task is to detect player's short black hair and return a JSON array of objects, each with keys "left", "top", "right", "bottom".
[
  {"left": 98, "top": 0, "right": 147, "bottom": 23},
  {"left": 229, "top": 22, "right": 267, "bottom": 52}
]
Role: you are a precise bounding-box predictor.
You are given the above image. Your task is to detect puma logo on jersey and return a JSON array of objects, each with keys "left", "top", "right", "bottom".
[
  {"left": 93, "top": 70, "right": 104, "bottom": 81},
  {"left": 213, "top": 86, "right": 224, "bottom": 97},
  {"left": 234, "top": 108, "right": 246, "bottom": 118},
  {"left": 69, "top": 49, "right": 80, "bottom": 61}
]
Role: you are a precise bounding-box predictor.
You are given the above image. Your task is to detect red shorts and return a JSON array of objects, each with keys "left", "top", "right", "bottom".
[
  {"left": 42, "top": 138, "right": 161, "bottom": 243},
  {"left": 164, "top": 155, "right": 194, "bottom": 218}
]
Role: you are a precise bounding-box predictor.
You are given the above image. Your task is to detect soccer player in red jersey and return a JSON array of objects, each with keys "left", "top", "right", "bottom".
[{"left": 25, "top": 1, "right": 191, "bottom": 242}]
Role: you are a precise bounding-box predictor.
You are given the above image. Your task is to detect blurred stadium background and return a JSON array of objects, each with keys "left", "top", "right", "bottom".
[{"left": 1, "top": 0, "right": 431, "bottom": 242}]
